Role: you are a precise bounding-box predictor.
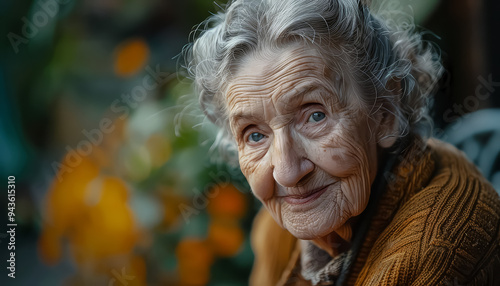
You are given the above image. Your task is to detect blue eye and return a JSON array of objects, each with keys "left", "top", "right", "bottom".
[
  {"left": 308, "top": 112, "right": 326, "bottom": 122},
  {"left": 249, "top": 132, "right": 264, "bottom": 142}
]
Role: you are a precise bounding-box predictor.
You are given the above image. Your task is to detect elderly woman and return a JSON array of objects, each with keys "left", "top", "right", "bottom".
[{"left": 186, "top": 0, "right": 500, "bottom": 285}]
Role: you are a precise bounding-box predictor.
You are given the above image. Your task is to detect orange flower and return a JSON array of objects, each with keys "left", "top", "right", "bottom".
[
  {"left": 68, "top": 176, "right": 137, "bottom": 266},
  {"left": 207, "top": 218, "right": 245, "bottom": 257},
  {"left": 39, "top": 155, "right": 99, "bottom": 264},
  {"left": 39, "top": 155, "right": 138, "bottom": 267},
  {"left": 207, "top": 184, "right": 247, "bottom": 219},
  {"left": 114, "top": 38, "right": 150, "bottom": 77},
  {"left": 47, "top": 155, "right": 99, "bottom": 232},
  {"left": 176, "top": 238, "right": 214, "bottom": 285},
  {"left": 38, "top": 228, "right": 62, "bottom": 265}
]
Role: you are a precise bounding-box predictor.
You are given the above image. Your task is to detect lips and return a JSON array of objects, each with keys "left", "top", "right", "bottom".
[{"left": 283, "top": 184, "right": 332, "bottom": 205}]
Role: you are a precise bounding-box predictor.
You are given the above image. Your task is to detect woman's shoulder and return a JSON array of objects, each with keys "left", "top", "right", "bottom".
[
  {"left": 420, "top": 139, "right": 500, "bottom": 278},
  {"left": 362, "top": 138, "right": 500, "bottom": 285},
  {"left": 397, "top": 138, "right": 500, "bottom": 221},
  {"left": 423, "top": 138, "right": 500, "bottom": 228}
]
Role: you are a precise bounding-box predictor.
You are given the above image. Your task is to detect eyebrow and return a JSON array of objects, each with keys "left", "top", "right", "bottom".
[
  {"left": 229, "top": 112, "right": 262, "bottom": 127},
  {"left": 279, "top": 84, "right": 320, "bottom": 105},
  {"left": 229, "top": 84, "right": 322, "bottom": 128}
]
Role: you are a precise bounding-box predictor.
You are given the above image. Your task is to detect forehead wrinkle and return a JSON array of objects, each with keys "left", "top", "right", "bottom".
[
  {"left": 228, "top": 89, "right": 275, "bottom": 131},
  {"left": 265, "top": 56, "right": 325, "bottom": 96},
  {"left": 226, "top": 46, "right": 346, "bottom": 131},
  {"left": 226, "top": 88, "right": 270, "bottom": 129},
  {"left": 236, "top": 46, "right": 327, "bottom": 90},
  {"left": 227, "top": 45, "right": 327, "bottom": 92},
  {"left": 265, "top": 53, "right": 324, "bottom": 82},
  {"left": 226, "top": 71, "right": 318, "bottom": 124},
  {"left": 226, "top": 78, "right": 269, "bottom": 108}
]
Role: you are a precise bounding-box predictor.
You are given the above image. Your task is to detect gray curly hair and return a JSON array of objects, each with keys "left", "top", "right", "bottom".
[{"left": 184, "top": 0, "right": 443, "bottom": 161}]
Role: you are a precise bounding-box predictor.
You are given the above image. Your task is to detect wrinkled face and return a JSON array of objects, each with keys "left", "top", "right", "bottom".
[{"left": 226, "top": 45, "right": 384, "bottom": 240}]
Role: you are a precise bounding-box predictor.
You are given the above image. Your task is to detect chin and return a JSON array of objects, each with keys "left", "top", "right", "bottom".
[{"left": 285, "top": 220, "right": 338, "bottom": 241}]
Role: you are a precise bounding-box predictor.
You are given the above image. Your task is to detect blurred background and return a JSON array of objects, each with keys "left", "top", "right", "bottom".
[{"left": 0, "top": 0, "right": 499, "bottom": 285}]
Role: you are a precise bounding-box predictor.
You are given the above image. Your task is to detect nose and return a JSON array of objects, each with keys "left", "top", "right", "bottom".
[{"left": 271, "top": 129, "right": 314, "bottom": 188}]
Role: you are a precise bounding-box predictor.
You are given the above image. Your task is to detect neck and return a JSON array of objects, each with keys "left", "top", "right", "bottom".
[{"left": 311, "top": 222, "right": 353, "bottom": 257}]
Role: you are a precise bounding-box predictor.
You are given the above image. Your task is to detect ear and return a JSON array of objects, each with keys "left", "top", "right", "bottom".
[{"left": 376, "top": 79, "right": 400, "bottom": 149}]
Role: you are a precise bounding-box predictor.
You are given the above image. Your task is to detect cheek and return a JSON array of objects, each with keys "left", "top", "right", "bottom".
[
  {"left": 340, "top": 164, "right": 371, "bottom": 215},
  {"left": 238, "top": 152, "right": 275, "bottom": 201},
  {"left": 309, "top": 133, "right": 362, "bottom": 178},
  {"left": 306, "top": 126, "right": 375, "bottom": 214},
  {"left": 307, "top": 116, "right": 376, "bottom": 178}
]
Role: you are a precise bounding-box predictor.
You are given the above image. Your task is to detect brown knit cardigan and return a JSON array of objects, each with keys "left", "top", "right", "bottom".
[{"left": 249, "top": 139, "right": 500, "bottom": 285}]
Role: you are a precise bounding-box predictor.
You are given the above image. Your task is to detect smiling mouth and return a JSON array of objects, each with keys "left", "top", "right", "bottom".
[{"left": 283, "top": 184, "right": 332, "bottom": 205}]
